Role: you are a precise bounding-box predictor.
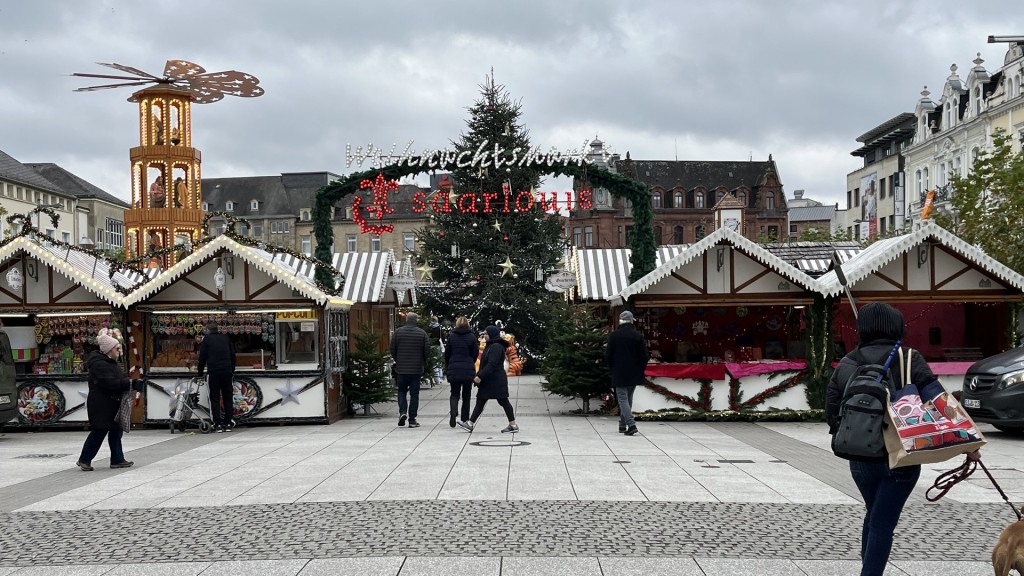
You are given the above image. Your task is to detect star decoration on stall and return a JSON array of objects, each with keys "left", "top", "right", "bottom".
[
  {"left": 498, "top": 256, "right": 517, "bottom": 277},
  {"left": 78, "top": 389, "right": 89, "bottom": 401},
  {"left": 163, "top": 379, "right": 187, "bottom": 398},
  {"left": 492, "top": 220, "right": 502, "bottom": 232},
  {"left": 416, "top": 261, "right": 437, "bottom": 282},
  {"left": 276, "top": 379, "right": 301, "bottom": 405}
]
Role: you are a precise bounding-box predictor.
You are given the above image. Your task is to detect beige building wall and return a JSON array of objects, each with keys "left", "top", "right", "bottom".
[{"left": 0, "top": 180, "right": 77, "bottom": 241}]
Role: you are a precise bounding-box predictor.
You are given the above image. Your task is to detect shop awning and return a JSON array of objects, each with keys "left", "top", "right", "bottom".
[
  {"left": 573, "top": 245, "right": 688, "bottom": 300},
  {"left": 267, "top": 249, "right": 403, "bottom": 305}
]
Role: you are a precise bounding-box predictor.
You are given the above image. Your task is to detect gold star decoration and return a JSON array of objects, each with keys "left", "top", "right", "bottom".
[
  {"left": 498, "top": 256, "right": 517, "bottom": 278},
  {"left": 416, "top": 262, "right": 437, "bottom": 282},
  {"left": 447, "top": 189, "right": 461, "bottom": 204},
  {"left": 492, "top": 220, "right": 502, "bottom": 232}
]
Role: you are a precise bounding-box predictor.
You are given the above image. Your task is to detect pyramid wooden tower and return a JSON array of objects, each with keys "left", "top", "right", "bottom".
[{"left": 73, "top": 60, "right": 264, "bottom": 267}]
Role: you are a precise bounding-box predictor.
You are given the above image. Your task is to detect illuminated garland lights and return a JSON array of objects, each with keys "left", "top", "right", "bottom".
[
  {"left": 3, "top": 208, "right": 151, "bottom": 299},
  {"left": 127, "top": 211, "right": 344, "bottom": 297},
  {"left": 312, "top": 158, "right": 655, "bottom": 289}
]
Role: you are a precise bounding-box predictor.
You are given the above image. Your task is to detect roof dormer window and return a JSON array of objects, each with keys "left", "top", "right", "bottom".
[
  {"left": 250, "top": 199, "right": 259, "bottom": 210},
  {"left": 225, "top": 201, "right": 234, "bottom": 212},
  {"left": 202, "top": 202, "right": 210, "bottom": 211},
  {"left": 301, "top": 210, "right": 311, "bottom": 221}
]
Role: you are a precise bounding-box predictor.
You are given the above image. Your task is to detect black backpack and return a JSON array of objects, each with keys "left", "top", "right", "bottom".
[{"left": 831, "top": 342, "right": 902, "bottom": 460}]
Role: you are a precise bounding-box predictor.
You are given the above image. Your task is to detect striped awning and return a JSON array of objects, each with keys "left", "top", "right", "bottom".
[
  {"left": 332, "top": 250, "right": 394, "bottom": 303},
  {"left": 794, "top": 248, "right": 859, "bottom": 274},
  {"left": 573, "top": 245, "right": 688, "bottom": 300}
]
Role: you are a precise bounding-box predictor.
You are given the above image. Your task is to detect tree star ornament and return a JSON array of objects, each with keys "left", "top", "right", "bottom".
[
  {"left": 276, "top": 379, "right": 302, "bottom": 405},
  {"left": 492, "top": 220, "right": 502, "bottom": 232},
  {"left": 498, "top": 256, "right": 517, "bottom": 277},
  {"left": 416, "top": 262, "right": 437, "bottom": 282}
]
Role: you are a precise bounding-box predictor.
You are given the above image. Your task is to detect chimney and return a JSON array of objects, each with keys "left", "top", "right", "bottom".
[{"left": 793, "top": 190, "right": 804, "bottom": 200}]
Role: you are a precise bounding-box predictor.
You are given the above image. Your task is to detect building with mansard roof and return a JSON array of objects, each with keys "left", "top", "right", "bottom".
[{"left": 568, "top": 140, "right": 788, "bottom": 248}]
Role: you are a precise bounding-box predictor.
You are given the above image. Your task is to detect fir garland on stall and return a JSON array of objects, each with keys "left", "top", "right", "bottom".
[
  {"left": 727, "top": 370, "right": 806, "bottom": 411},
  {"left": 642, "top": 378, "right": 713, "bottom": 412},
  {"left": 802, "top": 294, "right": 834, "bottom": 409}
]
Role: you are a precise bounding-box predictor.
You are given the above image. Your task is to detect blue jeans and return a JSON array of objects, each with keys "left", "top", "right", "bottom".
[
  {"left": 616, "top": 386, "right": 636, "bottom": 427},
  {"left": 79, "top": 426, "right": 126, "bottom": 465},
  {"left": 849, "top": 460, "right": 921, "bottom": 576},
  {"left": 396, "top": 373, "right": 420, "bottom": 420}
]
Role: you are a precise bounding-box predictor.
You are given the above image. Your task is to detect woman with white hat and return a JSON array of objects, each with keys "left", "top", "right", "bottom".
[{"left": 76, "top": 329, "right": 137, "bottom": 471}]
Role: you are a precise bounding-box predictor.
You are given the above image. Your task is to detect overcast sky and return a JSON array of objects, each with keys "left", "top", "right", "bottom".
[{"left": 1, "top": 1, "right": 1021, "bottom": 209}]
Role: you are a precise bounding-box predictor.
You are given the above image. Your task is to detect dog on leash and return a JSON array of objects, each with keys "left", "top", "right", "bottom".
[{"left": 993, "top": 509, "right": 1024, "bottom": 576}]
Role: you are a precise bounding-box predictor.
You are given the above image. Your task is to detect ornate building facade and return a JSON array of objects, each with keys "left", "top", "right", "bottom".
[{"left": 569, "top": 140, "right": 788, "bottom": 247}]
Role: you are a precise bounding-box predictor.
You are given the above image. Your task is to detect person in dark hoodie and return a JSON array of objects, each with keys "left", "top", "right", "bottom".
[
  {"left": 605, "top": 310, "right": 650, "bottom": 436},
  {"left": 77, "top": 329, "right": 140, "bottom": 471},
  {"left": 444, "top": 316, "right": 479, "bottom": 428},
  {"left": 458, "top": 325, "right": 518, "bottom": 434},
  {"left": 198, "top": 322, "right": 237, "bottom": 432},
  {"left": 826, "top": 302, "right": 979, "bottom": 576}
]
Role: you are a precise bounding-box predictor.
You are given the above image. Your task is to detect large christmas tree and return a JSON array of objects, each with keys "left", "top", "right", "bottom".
[{"left": 415, "top": 76, "right": 566, "bottom": 366}]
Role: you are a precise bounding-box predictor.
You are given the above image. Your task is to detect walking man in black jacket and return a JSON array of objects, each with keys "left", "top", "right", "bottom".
[
  {"left": 605, "top": 310, "right": 650, "bottom": 436},
  {"left": 198, "top": 322, "right": 237, "bottom": 433},
  {"left": 390, "top": 312, "right": 430, "bottom": 428}
]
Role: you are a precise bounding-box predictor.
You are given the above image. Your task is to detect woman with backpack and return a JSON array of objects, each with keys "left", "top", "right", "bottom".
[
  {"left": 444, "top": 316, "right": 479, "bottom": 428},
  {"left": 826, "top": 302, "right": 978, "bottom": 576}
]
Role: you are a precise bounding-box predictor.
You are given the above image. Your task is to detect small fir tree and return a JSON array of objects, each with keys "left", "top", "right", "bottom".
[
  {"left": 542, "top": 303, "right": 611, "bottom": 414},
  {"left": 343, "top": 324, "right": 392, "bottom": 415},
  {"left": 415, "top": 75, "right": 566, "bottom": 369}
]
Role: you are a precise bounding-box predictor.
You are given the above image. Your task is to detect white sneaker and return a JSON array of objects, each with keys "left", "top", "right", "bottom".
[{"left": 457, "top": 420, "right": 473, "bottom": 432}]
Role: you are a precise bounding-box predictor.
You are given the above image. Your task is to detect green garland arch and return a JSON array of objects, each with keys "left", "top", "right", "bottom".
[{"left": 312, "top": 159, "right": 656, "bottom": 289}]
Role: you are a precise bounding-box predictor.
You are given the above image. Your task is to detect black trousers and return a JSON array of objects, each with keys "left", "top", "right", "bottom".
[
  {"left": 449, "top": 379, "right": 472, "bottom": 422},
  {"left": 207, "top": 371, "right": 234, "bottom": 427},
  {"left": 469, "top": 396, "right": 515, "bottom": 423}
]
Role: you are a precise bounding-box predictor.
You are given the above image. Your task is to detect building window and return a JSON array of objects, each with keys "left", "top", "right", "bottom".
[
  {"left": 301, "top": 210, "right": 311, "bottom": 221},
  {"left": 403, "top": 234, "right": 414, "bottom": 252},
  {"left": 738, "top": 191, "right": 746, "bottom": 206},
  {"left": 653, "top": 226, "right": 662, "bottom": 246},
  {"left": 880, "top": 178, "right": 886, "bottom": 200},
  {"left": 853, "top": 189, "right": 859, "bottom": 207},
  {"left": 105, "top": 218, "right": 124, "bottom": 248},
  {"left": 695, "top": 225, "right": 705, "bottom": 240},
  {"left": 624, "top": 198, "right": 633, "bottom": 209},
  {"left": 617, "top": 225, "right": 623, "bottom": 247},
  {"left": 583, "top": 226, "right": 593, "bottom": 247},
  {"left": 346, "top": 234, "right": 357, "bottom": 252},
  {"left": 789, "top": 224, "right": 797, "bottom": 234},
  {"left": 673, "top": 226, "right": 684, "bottom": 244},
  {"left": 695, "top": 192, "right": 704, "bottom": 209},
  {"left": 250, "top": 200, "right": 259, "bottom": 210},
  {"left": 673, "top": 191, "right": 683, "bottom": 208},
  {"left": 652, "top": 192, "right": 662, "bottom": 209},
  {"left": 880, "top": 218, "right": 887, "bottom": 235},
  {"left": 915, "top": 170, "right": 922, "bottom": 195},
  {"left": 202, "top": 202, "right": 210, "bottom": 211},
  {"left": 252, "top": 224, "right": 262, "bottom": 237},
  {"left": 573, "top": 227, "right": 582, "bottom": 246},
  {"left": 300, "top": 235, "right": 311, "bottom": 255},
  {"left": 923, "top": 167, "right": 929, "bottom": 190},
  {"left": 370, "top": 235, "right": 381, "bottom": 252},
  {"left": 766, "top": 192, "right": 776, "bottom": 210},
  {"left": 62, "top": 231, "right": 71, "bottom": 243},
  {"left": 225, "top": 201, "right": 234, "bottom": 211}
]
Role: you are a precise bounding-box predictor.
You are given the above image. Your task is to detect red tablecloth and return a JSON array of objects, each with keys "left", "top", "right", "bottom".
[
  {"left": 724, "top": 360, "right": 807, "bottom": 378},
  {"left": 645, "top": 363, "right": 727, "bottom": 381}
]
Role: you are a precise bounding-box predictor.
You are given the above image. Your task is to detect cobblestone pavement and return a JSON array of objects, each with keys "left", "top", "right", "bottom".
[
  {"left": 1, "top": 376, "right": 1021, "bottom": 574},
  {"left": 0, "top": 500, "right": 1011, "bottom": 566}
]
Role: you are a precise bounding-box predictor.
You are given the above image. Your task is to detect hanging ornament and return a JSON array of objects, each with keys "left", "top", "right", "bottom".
[
  {"left": 439, "top": 231, "right": 446, "bottom": 238},
  {"left": 492, "top": 220, "right": 502, "bottom": 232},
  {"left": 503, "top": 235, "right": 509, "bottom": 241},
  {"left": 416, "top": 262, "right": 437, "bottom": 282},
  {"left": 472, "top": 222, "right": 478, "bottom": 228},
  {"left": 498, "top": 256, "right": 517, "bottom": 277}
]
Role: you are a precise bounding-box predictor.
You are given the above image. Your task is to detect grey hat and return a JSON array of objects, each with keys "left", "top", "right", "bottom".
[
  {"left": 206, "top": 322, "right": 219, "bottom": 333},
  {"left": 405, "top": 312, "right": 419, "bottom": 324},
  {"left": 619, "top": 310, "right": 635, "bottom": 323}
]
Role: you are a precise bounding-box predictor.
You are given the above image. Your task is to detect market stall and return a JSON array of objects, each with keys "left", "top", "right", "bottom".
[
  {"left": 596, "top": 223, "right": 1024, "bottom": 412},
  {"left": 0, "top": 235, "right": 149, "bottom": 428},
  {"left": 125, "top": 235, "right": 352, "bottom": 425}
]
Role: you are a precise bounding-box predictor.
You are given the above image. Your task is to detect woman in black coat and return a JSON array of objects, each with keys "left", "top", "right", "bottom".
[
  {"left": 457, "top": 325, "right": 519, "bottom": 434},
  {"left": 76, "top": 330, "right": 135, "bottom": 471},
  {"left": 444, "top": 316, "right": 479, "bottom": 428}
]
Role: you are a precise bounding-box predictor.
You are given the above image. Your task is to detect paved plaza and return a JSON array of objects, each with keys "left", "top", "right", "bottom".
[{"left": 1, "top": 375, "right": 1022, "bottom": 575}]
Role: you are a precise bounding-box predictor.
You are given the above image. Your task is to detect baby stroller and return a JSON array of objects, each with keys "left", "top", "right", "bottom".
[{"left": 168, "top": 376, "right": 215, "bottom": 434}]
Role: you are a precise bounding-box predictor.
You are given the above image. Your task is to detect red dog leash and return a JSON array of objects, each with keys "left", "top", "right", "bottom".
[{"left": 927, "top": 457, "right": 1023, "bottom": 521}]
